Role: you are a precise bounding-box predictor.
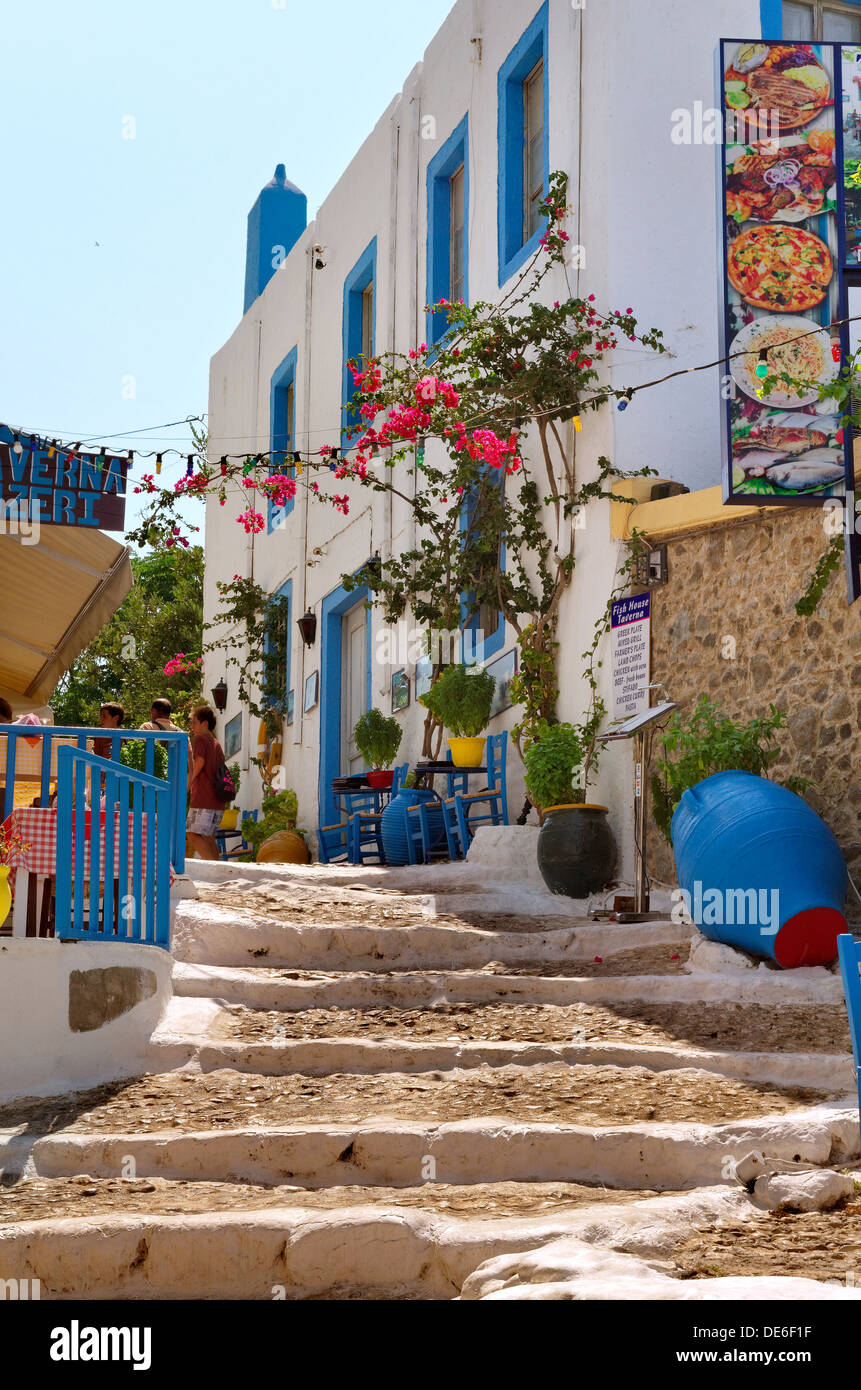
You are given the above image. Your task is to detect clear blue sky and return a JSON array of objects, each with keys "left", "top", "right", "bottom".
[{"left": 0, "top": 0, "right": 455, "bottom": 532}]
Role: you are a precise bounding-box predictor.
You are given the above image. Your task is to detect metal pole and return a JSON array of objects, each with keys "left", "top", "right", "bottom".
[{"left": 634, "top": 728, "right": 647, "bottom": 916}]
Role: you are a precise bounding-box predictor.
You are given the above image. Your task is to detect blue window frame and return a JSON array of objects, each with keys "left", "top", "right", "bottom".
[
  {"left": 497, "top": 2, "right": 549, "bottom": 287},
  {"left": 318, "top": 573, "right": 373, "bottom": 826},
  {"left": 264, "top": 578, "right": 292, "bottom": 713},
  {"left": 341, "top": 238, "right": 377, "bottom": 448},
  {"left": 426, "top": 115, "right": 469, "bottom": 346},
  {"left": 459, "top": 472, "right": 505, "bottom": 664},
  {"left": 762, "top": 0, "right": 861, "bottom": 36},
  {"left": 268, "top": 346, "right": 298, "bottom": 532}
]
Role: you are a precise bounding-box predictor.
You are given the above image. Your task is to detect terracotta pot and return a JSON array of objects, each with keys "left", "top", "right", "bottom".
[
  {"left": 256, "top": 830, "right": 310, "bottom": 865},
  {"left": 0, "top": 866, "right": 10, "bottom": 930},
  {"left": 447, "top": 736, "right": 486, "bottom": 768},
  {"left": 537, "top": 804, "right": 617, "bottom": 898},
  {"left": 366, "top": 770, "right": 394, "bottom": 789}
]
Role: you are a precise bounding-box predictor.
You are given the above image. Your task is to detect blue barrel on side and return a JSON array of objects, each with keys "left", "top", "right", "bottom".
[{"left": 670, "top": 771, "right": 847, "bottom": 968}]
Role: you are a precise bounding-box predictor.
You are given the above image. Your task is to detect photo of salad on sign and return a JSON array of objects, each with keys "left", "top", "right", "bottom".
[{"left": 720, "top": 40, "right": 846, "bottom": 503}]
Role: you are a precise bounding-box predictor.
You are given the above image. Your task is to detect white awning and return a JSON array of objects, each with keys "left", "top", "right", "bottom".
[{"left": 0, "top": 528, "right": 133, "bottom": 709}]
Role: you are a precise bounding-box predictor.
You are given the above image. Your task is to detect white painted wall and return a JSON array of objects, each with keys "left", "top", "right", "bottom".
[
  {"left": 205, "top": 0, "right": 763, "bottom": 872},
  {"left": 0, "top": 939, "right": 172, "bottom": 1103}
]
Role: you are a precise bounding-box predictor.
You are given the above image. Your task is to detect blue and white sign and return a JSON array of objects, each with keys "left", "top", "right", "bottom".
[
  {"left": 610, "top": 592, "right": 651, "bottom": 720},
  {"left": 0, "top": 427, "right": 127, "bottom": 530}
]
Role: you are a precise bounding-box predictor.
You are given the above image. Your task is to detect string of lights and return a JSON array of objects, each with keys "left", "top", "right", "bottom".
[{"left": 4, "top": 307, "right": 860, "bottom": 487}]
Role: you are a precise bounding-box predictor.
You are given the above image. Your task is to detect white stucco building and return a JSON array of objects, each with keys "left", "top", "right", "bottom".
[{"left": 204, "top": 0, "right": 861, "bottom": 865}]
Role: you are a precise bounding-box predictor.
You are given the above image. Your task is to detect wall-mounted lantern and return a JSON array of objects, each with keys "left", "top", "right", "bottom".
[
  {"left": 211, "top": 678, "right": 228, "bottom": 712},
  {"left": 297, "top": 609, "right": 317, "bottom": 648}
]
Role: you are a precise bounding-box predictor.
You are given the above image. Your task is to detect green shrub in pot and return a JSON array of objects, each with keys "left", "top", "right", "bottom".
[
  {"left": 524, "top": 722, "right": 585, "bottom": 809},
  {"left": 524, "top": 720, "right": 616, "bottom": 898},
  {"left": 353, "top": 707, "right": 402, "bottom": 772},
  {"left": 419, "top": 663, "right": 496, "bottom": 737}
]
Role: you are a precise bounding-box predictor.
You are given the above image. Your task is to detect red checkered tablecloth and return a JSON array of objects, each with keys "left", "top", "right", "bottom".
[{"left": 1, "top": 807, "right": 153, "bottom": 896}]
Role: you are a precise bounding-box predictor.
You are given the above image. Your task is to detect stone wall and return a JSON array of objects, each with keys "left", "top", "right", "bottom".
[{"left": 646, "top": 507, "right": 861, "bottom": 886}]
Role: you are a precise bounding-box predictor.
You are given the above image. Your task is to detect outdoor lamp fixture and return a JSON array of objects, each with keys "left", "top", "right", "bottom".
[
  {"left": 211, "top": 678, "right": 229, "bottom": 712},
  {"left": 367, "top": 552, "right": 382, "bottom": 580},
  {"left": 297, "top": 609, "right": 317, "bottom": 648}
]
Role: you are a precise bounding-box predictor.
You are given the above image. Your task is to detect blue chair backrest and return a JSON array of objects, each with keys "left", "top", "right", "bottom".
[
  {"left": 444, "top": 750, "right": 469, "bottom": 797},
  {"left": 392, "top": 762, "right": 409, "bottom": 795},
  {"left": 486, "top": 731, "right": 509, "bottom": 819},
  {"left": 838, "top": 933, "right": 861, "bottom": 1077}
]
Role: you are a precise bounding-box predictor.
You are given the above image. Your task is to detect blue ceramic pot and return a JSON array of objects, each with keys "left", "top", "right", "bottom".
[{"left": 381, "top": 788, "right": 445, "bottom": 866}]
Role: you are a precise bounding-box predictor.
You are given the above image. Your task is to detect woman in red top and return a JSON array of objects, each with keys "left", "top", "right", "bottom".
[{"left": 187, "top": 704, "right": 224, "bottom": 860}]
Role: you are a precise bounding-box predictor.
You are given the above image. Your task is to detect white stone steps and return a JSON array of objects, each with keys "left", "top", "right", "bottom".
[
  {"left": 6, "top": 1106, "right": 857, "bottom": 1192},
  {"left": 191, "top": 1034, "right": 852, "bottom": 1092},
  {"left": 171, "top": 960, "right": 844, "bottom": 1010},
  {"left": 172, "top": 900, "right": 693, "bottom": 972}
]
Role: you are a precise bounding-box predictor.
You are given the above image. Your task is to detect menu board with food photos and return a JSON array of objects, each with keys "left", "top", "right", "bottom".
[{"left": 719, "top": 39, "right": 849, "bottom": 509}]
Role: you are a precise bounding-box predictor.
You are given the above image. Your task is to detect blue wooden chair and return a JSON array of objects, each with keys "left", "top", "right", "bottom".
[
  {"left": 838, "top": 932, "right": 861, "bottom": 1143},
  {"left": 216, "top": 809, "right": 259, "bottom": 861},
  {"left": 444, "top": 731, "right": 509, "bottom": 852},
  {"left": 442, "top": 751, "right": 469, "bottom": 798},
  {"left": 407, "top": 794, "right": 463, "bottom": 863},
  {"left": 316, "top": 821, "right": 350, "bottom": 864},
  {"left": 349, "top": 763, "right": 409, "bottom": 865}
]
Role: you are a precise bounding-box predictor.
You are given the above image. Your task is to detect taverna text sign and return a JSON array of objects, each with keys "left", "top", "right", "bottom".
[
  {"left": 610, "top": 592, "right": 651, "bottom": 720},
  {"left": 0, "top": 437, "right": 127, "bottom": 530}
]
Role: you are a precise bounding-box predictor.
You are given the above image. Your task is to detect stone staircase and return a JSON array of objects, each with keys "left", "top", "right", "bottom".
[{"left": 1, "top": 859, "right": 860, "bottom": 1300}]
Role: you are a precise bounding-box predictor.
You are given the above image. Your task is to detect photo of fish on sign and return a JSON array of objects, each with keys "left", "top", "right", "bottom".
[{"left": 720, "top": 40, "right": 846, "bottom": 503}]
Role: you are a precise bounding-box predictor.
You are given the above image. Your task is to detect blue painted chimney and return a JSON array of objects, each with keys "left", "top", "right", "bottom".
[{"left": 244, "top": 164, "right": 307, "bottom": 313}]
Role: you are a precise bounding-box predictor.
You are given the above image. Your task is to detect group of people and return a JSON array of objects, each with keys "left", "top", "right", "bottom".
[{"left": 0, "top": 696, "right": 226, "bottom": 862}]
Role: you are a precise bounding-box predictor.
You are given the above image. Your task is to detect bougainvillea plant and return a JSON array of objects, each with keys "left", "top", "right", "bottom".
[{"left": 128, "top": 170, "right": 665, "bottom": 779}]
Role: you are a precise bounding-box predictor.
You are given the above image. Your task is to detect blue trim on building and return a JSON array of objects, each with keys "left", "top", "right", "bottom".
[
  {"left": 761, "top": 0, "right": 861, "bottom": 37},
  {"left": 759, "top": 0, "right": 782, "bottom": 35},
  {"left": 426, "top": 114, "right": 470, "bottom": 346},
  {"left": 265, "top": 577, "right": 293, "bottom": 708},
  {"left": 268, "top": 346, "right": 298, "bottom": 532},
  {"left": 341, "top": 238, "right": 377, "bottom": 448},
  {"left": 459, "top": 475, "right": 506, "bottom": 664},
  {"left": 497, "top": 1, "right": 549, "bottom": 287},
  {"left": 318, "top": 574, "right": 372, "bottom": 826}
]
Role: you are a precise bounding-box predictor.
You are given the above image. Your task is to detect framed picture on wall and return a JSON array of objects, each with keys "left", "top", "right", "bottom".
[
  {"left": 392, "top": 669, "right": 410, "bottom": 713},
  {"left": 286, "top": 690, "right": 295, "bottom": 726},
  {"left": 303, "top": 670, "right": 319, "bottom": 713},
  {"left": 224, "top": 712, "right": 242, "bottom": 759},
  {"left": 487, "top": 648, "right": 518, "bottom": 719}
]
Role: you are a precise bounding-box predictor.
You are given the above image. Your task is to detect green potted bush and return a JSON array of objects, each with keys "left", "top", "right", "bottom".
[
  {"left": 353, "top": 707, "right": 403, "bottom": 788},
  {"left": 419, "top": 663, "right": 496, "bottom": 767},
  {"left": 242, "top": 788, "right": 309, "bottom": 864},
  {"left": 524, "top": 720, "right": 616, "bottom": 898}
]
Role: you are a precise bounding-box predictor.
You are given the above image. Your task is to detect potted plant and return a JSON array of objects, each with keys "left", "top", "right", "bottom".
[
  {"left": 241, "top": 788, "right": 309, "bottom": 864},
  {"left": 650, "top": 695, "right": 806, "bottom": 845},
  {"left": 419, "top": 663, "right": 496, "bottom": 767},
  {"left": 524, "top": 720, "right": 616, "bottom": 898},
  {"left": 220, "top": 762, "right": 242, "bottom": 831},
  {"left": 353, "top": 707, "right": 402, "bottom": 789}
]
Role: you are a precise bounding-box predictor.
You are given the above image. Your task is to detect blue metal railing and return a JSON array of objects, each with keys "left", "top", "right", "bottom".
[
  {"left": 55, "top": 747, "right": 172, "bottom": 949},
  {"left": 0, "top": 724, "right": 186, "bottom": 872}
]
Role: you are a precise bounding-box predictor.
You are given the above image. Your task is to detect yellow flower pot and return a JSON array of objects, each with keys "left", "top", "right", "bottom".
[
  {"left": 448, "top": 736, "right": 486, "bottom": 768},
  {"left": 219, "top": 808, "right": 240, "bottom": 831},
  {"left": 0, "top": 866, "right": 11, "bottom": 931}
]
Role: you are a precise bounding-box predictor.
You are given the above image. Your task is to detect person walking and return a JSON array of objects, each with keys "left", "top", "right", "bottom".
[
  {"left": 186, "top": 704, "right": 224, "bottom": 860},
  {"left": 140, "top": 697, "right": 192, "bottom": 777}
]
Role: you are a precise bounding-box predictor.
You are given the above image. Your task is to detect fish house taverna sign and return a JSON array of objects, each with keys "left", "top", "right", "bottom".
[{"left": 0, "top": 428, "right": 127, "bottom": 530}]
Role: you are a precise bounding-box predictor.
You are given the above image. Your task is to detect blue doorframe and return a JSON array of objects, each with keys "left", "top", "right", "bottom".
[{"left": 318, "top": 575, "right": 373, "bottom": 826}]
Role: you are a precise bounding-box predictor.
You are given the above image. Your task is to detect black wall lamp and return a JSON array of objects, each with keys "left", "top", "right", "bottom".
[
  {"left": 211, "top": 678, "right": 228, "bottom": 712},
  {"left": 297, "top": 609, "right": 317, "bottom": 648}
]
